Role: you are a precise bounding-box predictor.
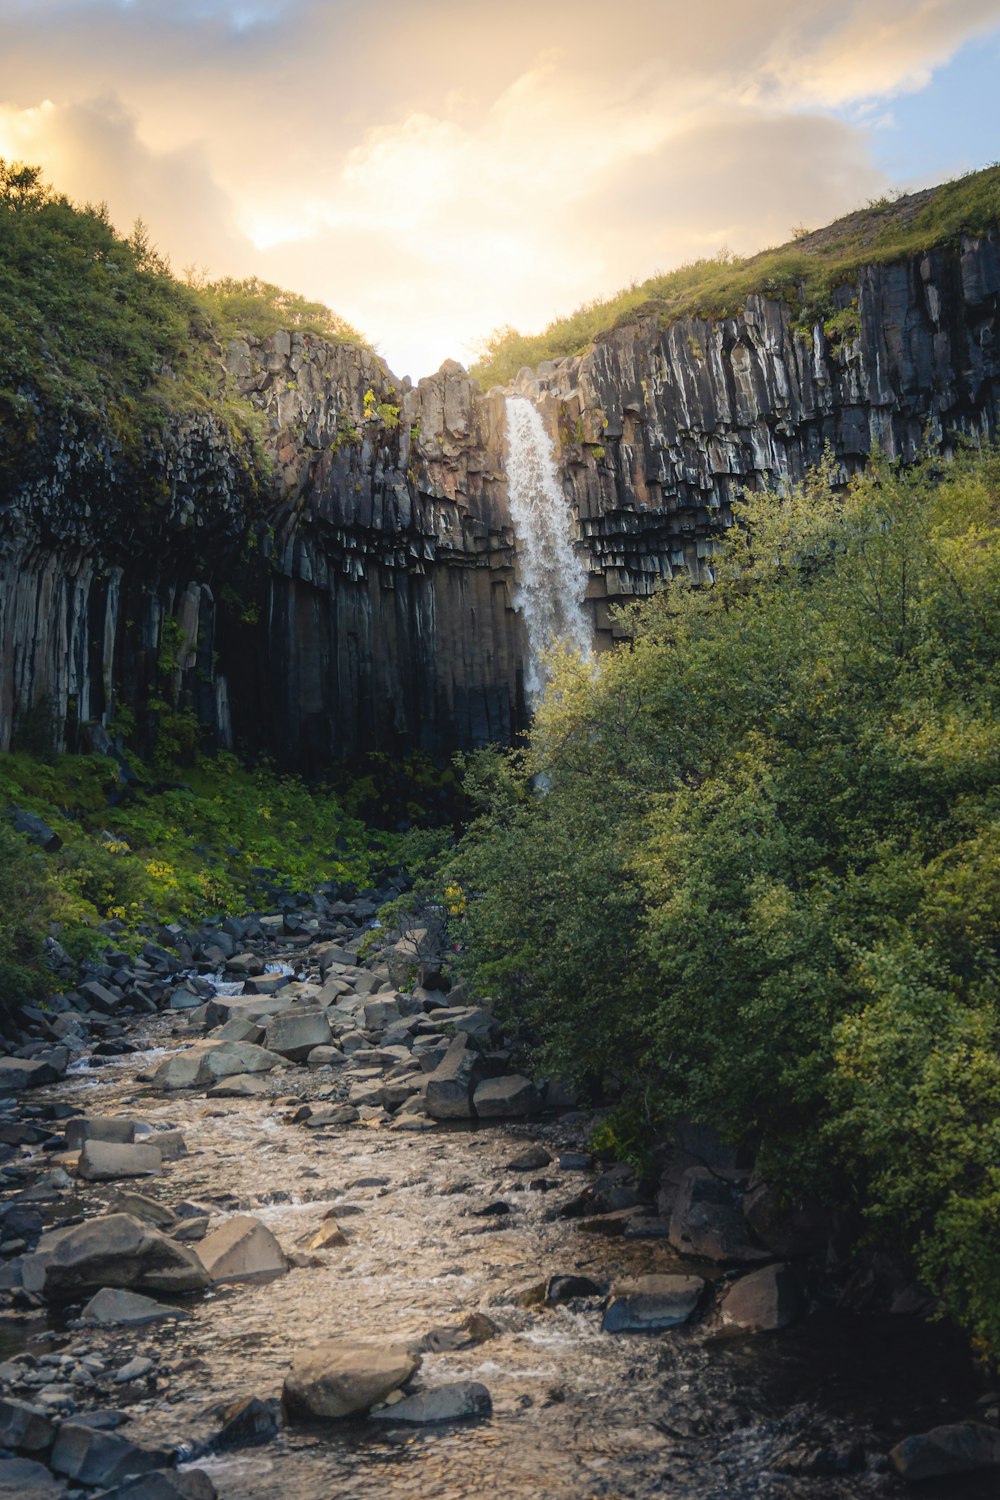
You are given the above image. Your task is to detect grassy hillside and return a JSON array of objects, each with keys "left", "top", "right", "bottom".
[
  {"left": 0, "top": 159, "right": 367, "bottom": 459},
  {"left": 471, "top": 164, "right": 1000, "bottom": 388}
]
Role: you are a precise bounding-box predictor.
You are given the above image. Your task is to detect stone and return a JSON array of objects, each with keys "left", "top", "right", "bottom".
[
  {"left": 21, "top": 1214, "right": 210, "bottom": 1300},
  {"left": 140, "top": 1128, "right": 186, "bottom": 1161},
  {"left": 197, "top": 1216, "right": 288, "bottom": 1284},
  {"left": 508, "top": 1146, "right": 552, "bottom": 1171},
  {"left": 473, "top": 1075, "right": 540, "bottom": 1117},
  {"left": 668, "top": 1168, "right": 769, "bottom": 1264},
  {"left": 78, "top": 1142, "right": 163, "bottom": 1182},
  {"left": 49, "top": 1423, "right": 171, "bottom": 1486},
  {"left": 64, "top": 1116, "right": 138, "bottom": 1151},
  {"left": 0, "top": 1057, "right": 62, "bottom": 1093},
  {"left": 211, "top": 1018, "right": 264, "bottom": 1045},
  {"left": 423, "top": 1034, "right": 479, "bottom": 1120},
  {"left": 741, "top": 1180, "right": 832, "bottom": 1258},
  {"left": 0, "top": 1396, "right": 56, "bottom": 1453},
  {"left": 362, "top": 997, "right": 401, "bottom": 1030},
  {"left": 306, "top": 1045, "right": 345, "bottom": 1067},
  {"left": 153, "top": 1042, "right": 283, "bottom": 1091},
  {"left": 890, "top": 1422, "right": 1000, "bottom": 1481},
  {"left": 719, "top": 1263, "right": 799, "bottom": 1332},
  {"left": 94, "top": 1472, "right": 218, "bottom": 1500},
  {"left": 108, "top": 1193, "right": 177, "bottom": 1229},
  {"left": 214, "top": 1395, "right": 280, "bottom": 1449},
  {"left": 206, "top": 1074, "right": 269, "bottom": 1098},
  {"left": 304, "top": 1221, "right": 348, "bottom": 1251},
  {"left": 263, "top": 1010, "right": 333, "bottom": 1062},
  {"left": 545, "top": 1274, "right": 604, "bottom": 1305},
  {"left": 115, "top": 1356, "right": 155, "bottom": 1384},
  {"left": 81, "top": 1287, "right": 188, "bottom": 1327},
  {"left": 601, "top": 1274, "right": 705, "bottom": 1333},
  {"left": 79, "top": 981, "right": 123, "bottom": 1015},
  {"left": 9, "top": 808, "right": 61, "bottom": 852},
  {"left": 370, "top": 1381, "right": 492, "bottom": 1424},
  {"left": 283, "top": 1339, "right": 420, "bottom": 1420},
  {"left": 0, "top": 1456, "right": 65, "bottom": 1497}
]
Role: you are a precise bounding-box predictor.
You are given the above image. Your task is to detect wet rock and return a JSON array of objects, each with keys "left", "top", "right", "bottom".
[
  {"left": 0, "top": 1395, "right": 56, "bottom": 1453},
  {"left": 214, "top": 1395, "right": 281, "bottom": 1450},
  {"left": 78, "top": 1142, "right": 163, "bottom": 1183},
  {"left": 205, "top": 1074, "right": 269, "bottom": 1098},
  {"left": 21, "top": 1214, "right": 210, "bottom": 1300},
  {"left": 283, "top": 1338, "right": 420, "bottom": 1420},
  {"left": 371, "top": 1381, "right": 492, "bottom": 1424},
  {"left": 508, "top": 1146, "right": 552, "bottom": 1171},
  {"left": 0, "top": 1456, "right": 65, "bottom": 1497},
  {"left": 473, "top": 1075, "right": 540, "bottom": 1117},
  {"left": 49, "top": 1422, "right": 171, "bottom": 1486},
  {"left": 578, "top": 1207, "right": 651, "bottom": 1236},
  {"left": 139, "top": 1127, "right": 187, "bottom": 1161},
  {"left": 197, "top": 1215, "right": 288, "bottom": 1284},
  {"left": 95, "top": 1471, "right": 218, "bottom": 1499},
  {"left": 890, "top": 1422, "right": 1000, "bottom": 1481},
  {"left": 424, "top": 1034, "right": 480, "bottom": 1119},
  {"left": 601, "top": 1274, "right": 705, "bottom": 1333},
  {"left": 557, "top": 1152, "right": 592, "bottom": 1171},
  {"left": 108, "top": 1193, "right": 177, "bottom": 1230},
  {"left": 263, "top": 1010, "right": 333, "bottom": 1061},
  {"left": 669, "top": 1168, "right": 770, "bottom": 1264},
  {"left": 115, "top": 1356, "right": 154, "bottom": 1384},
  {"left": 65, "top": 1117, "right": 139, "bottom": 1151},
  {"left": 81, "top": 1287, "right": 188, "bottom": 1327},
  {"left": 417, "top": 1313, "right": 498, "bottom": 1353},
  {"left": 305, "top": 1105, "right": 358, "bottom": 1127},
  {"left": 545, "top": 1274, "right": 605, "bottom": 1305},
  {"left": 719, "top": 1263, "right": 799, "bottom": 1333},
  {"left": 0, "top": 1058, "right": 63, "bottom": 1094}
]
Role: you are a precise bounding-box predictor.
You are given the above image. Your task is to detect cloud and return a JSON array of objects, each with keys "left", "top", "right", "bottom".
[{"left": 0, "top": 0, "right": 998, "bottom": 374}]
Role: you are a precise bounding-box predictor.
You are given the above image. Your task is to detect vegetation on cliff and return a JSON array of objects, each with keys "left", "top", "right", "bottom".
[
  {"left": 471, "top": 164, "right": 1000, "bottom": 388},
  {"left": 448, "top": 446, "right": 1000, "bottom": 1354}
]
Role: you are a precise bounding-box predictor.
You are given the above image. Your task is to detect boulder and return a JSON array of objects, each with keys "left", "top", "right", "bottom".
[
  {"left": 78, "top": 981, "right": 123, "bottom": 1015},
  {"left": 93, "top": 1471, "right": 217, "bottom": 1500},
  {"left": 508, "top": 1146, "right": 552, "bottom": 1171},
  {"left": 263, "top": 1010, "right": 333, "bottom": 1062},
  {"left": 49, "top": 1423, "right": 171, "bottom": 1486},
  {"left": 601, "top": 1274, "right": 705, "bottom": 1333},
  {"left": 81, "top": 1287, "right": 189, "bottom": 1327},
  {"left": 214, "top": 1395, "right": 281, "bottom": 1450},
  {"left": 362, "top": 997, "right": 401, "bottom": 1030},
  {"left": 306, "top": 1046, "right": 345, "bottom": 1068},
  {"left": 21, "top": 1214, "right": 210, "bottom": 1300},
  {"left": 890, "top": 1422, "right": 1000, "bottom": 1481},
  {"left": 370, "top": 1381, "right": 492, "bottom": 1424},
  {"left": 719, "top": 1263, "right": 799, "bottom": 1332},
  {"left": 140, "top": 1128, "right": 186, "bottom": 1161},
  {"left": 741, "top": 1180, "right": 832, "bottom": 1258},
  {"left": 65, "top": 1117, "right": 138, "bottom": 1151},
  {"left": 152, "top": 1042, "right": 283, "bottom": 1091},
  {"left": 473, "top": 1075, "right": 540, "bottom": 1117},
  {"left": 0, "top": 1456, "right": 65, "bottom": 1498},
  {"left": 108, "top": 1193, "right": 177, "bottom": 1230},
  {"left": 197, "top": 1216, "right": 288, "bottom": 1284},
  {"left": 206, "top": 1074, "right": 269, "bottom": 1098},
  {"left": 211, "top": 1018, "right": 264, "bottom": 1045},
  {"left": 0, "top": 1396, "right": 56, "bottom": 1454},
  {"left": 0, "top": 1057, "right": 62, "bottom": 1094},
  {"left": 9, "top": 808, "right": 61, "bottom": 852},
  {"left": 424, "top": 1034, "right": 479, "bottom": 1120},
  {"left": 78, "top": 1142, "right": 163, "bottom": 1183},
  {"left": 668, "top": 1168, "right": 769, "bottom": 1264},
  {"left": 283, "top": 1338, "right": 419, "bottom": 1420}
]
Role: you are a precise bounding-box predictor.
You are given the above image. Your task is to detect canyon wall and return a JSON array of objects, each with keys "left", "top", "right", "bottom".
[{"left": 1, "top": 230, "right": 998, "bottom": 766}]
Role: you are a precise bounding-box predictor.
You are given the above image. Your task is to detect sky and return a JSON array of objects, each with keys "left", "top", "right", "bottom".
[{"left": 0, "top": 1, "right": 999, "bottom": 379}]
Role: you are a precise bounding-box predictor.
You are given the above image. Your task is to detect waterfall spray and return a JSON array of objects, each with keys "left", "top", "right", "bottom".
[{"left": 505, "top": 396, "right": 592, "bottom": 698}]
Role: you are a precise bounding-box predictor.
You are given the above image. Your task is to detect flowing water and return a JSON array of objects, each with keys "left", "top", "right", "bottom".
[
  {"left": 505, "top": 397, "right": 593, "bottom": 697},
  {"left": 1, "top": 1015, "right": 993, "bottom": 1500}
]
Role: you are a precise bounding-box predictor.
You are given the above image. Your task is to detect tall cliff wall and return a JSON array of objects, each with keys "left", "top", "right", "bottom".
[{"left": 1, "top": 230, "right": 998, "bottom": 766}]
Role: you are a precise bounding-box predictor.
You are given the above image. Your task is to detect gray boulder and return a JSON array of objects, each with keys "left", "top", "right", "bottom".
[
  {"left": 93, "top": 1471, "right": 217, "bottom": 1500},
  {"left": 9, "top": 808, "right": 61, "bottom": 852},
  {"left": 152, "top": 1042, "right": 283, "bottom": 1091},
  {"left": 0, "top": 1057, "right": 62, "bottom": 1094},
  {"left": 65, "top": 1117, "right": 138, "bottom": 1151},
  {"left": 78, "top": 1142, "right": 163, "bottom": 1183},
  {"left": 370, "top": 1381, "right": 492, "bottom": 1424},
  {"left": 49, "top": 1424, "right": 170, "bottom": 1486},
  {"left": 197, "top": 1216, "right": 288, "bottom": 1284},
  {"left": 473, "top": 1075, "right": 539, "bottom": 1117},
  {"left": 283, "top": 1338, "right": 419, "bottom": 1419},
  {"left": 601, "top": 1274, "right": 705, "bottom": 1333},
  {"left": 890, "top": 1422, "right": 1000, "bottom": 1481},
  {"left": 263, "top": 1010, "right": 333, "bottom": 1062},
  {"left": 0, "top": 1456, "right": 65, "bottom": 1497},
  {"left": 719, "top": 1263, "right": 799, "bottom": 1332},
  {"left": 81, "top": 1287, "right": 189, "bottom": 1327},
  {"left": 206, "top": 1074, "right": 269, "bottom": 1098},
  {"left": 0, "top": 1396, "right": 56, "bottom": 1454},
  {"left": 424, "top": 1034, "right": 479, "bottom": 1120},
  {"left": 21, "top": 1213, "right": 210, "bottom": 1300},
  {"left": 669, "top": 1168, "right": 770, "bottom": 1264}
]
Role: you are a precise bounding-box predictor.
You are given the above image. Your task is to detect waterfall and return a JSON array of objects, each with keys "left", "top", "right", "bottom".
[{"left": 504, "top": 396, "right": 592, "bottom": 698}]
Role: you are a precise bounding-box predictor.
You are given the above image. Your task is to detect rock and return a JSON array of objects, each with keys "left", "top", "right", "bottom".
[
  {"left": 78, "top": 1142, "right": 163, "bottom": 1183},
  {"left": 153, "top": 1042, "right": 283, "bottom": 1091},
  {"left": 370, "top": 1381, "right": 492, "bottom": 1424},
  {"left": 0, "top": 1057, "right": 62, "bottom": 1093},
  {"left": 305, "top": 1105, "right": 359, "bottom": 1127},
  {"left": 79, "top": 981, "right": 123, "bottom": 1015},
  {"left": 545, "top": 1274, "right": 604, "bottom": 1305},
  {"left": 49, "top": 1423, "right": 171, "bottom": 1486},
  {"left": 508, "top": 1146, "right": 552, "bottom": 1171},
  {"left": 304, "top": 1221, "right": 348, "bottom": 1251},
  {"left": 206, "top": 1074, "right": 269, "bottom": 1098},
  {"left": 115, "top": 1356, "right": 154, "bottom": 1384},
  {"left": 719, "top": 1263, "right": 799, "bottom": 1332},
  {"left": 283, "top": 1339, "right": 420, "bottom": 1420},
  {"left": 140, "top": 1128, "right": 187, "bottom": 1161},
  {"left": 741, "top": 1180, "right": 832, "bottom": 1258},
  {"left": 889, "top": 1422, "right": 1000, "bottom": 1481},
  {"left": 668, "top": 1168, "right": 769, "bottom": 1264},
  {"left": 197, "top": 1216, "right": 288, "bottom": 1284},
  {"left": 0, "top": 1396, "right": 56, "bottom": 1453},
  {"left": 0, "top": 1456, "right": 65, "bottom": 1497},
  {"left": 211, "top": 1018, "right": 264, "bottom": 1045},
  {"left": 473, "top": 1075, "right": 540, "bottom": 1117},
  {"left": 173, "top": 1216, "right": 209, "bottom": 1241},
  {"left": 577, "top": 1206, "right": 650, "bottom": 1236},
  {"left": 214, "top": 1395, "right": 281, "bottom": 1449},
  {"left": 21, "top": 1214, "right": 210, "bottom": 1300},
  {"left": 263, "top": 1010, "right": 333, "bottom": 1062},
  {"left": 9, "top": 809, "right": 62, "bottom": 853},
  {"left": 306, "top": 1045, "right": 345, "bottom": 1067},
  {"left": 65, "top": 1117, "right": 138, "bottom": 1151},
  {"left": 93, "top": 1471, "right": 218, "bottom": 1500},
  {"left": 81, "top": 1287, "right": 188, "bottom": 1327},
  {"left": 423, "top": 1034, "right": 479, "bottom": 1119},
  {"left": 108, "top": 1193, "right": 177, "bottom": 1229},
  {"left": 601, "top": 1274, "right": 705, "bottom": 1333}
]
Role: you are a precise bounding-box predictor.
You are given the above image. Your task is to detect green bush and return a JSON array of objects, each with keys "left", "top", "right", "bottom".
[
  {"left": 448, "top": 445, "right": 1000, "bottom": 1352},
  {"left": 0, "top": 823, "right": 53, "bottom": 1010}
]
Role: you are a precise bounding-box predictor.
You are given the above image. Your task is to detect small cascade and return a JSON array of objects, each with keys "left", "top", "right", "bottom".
[{"left": 504, "top": 396, "right": 593, "bottom": 698}]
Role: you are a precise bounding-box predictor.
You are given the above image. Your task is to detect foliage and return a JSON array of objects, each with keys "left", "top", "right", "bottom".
[
  {"left": 447, "top": 446, "right": 1000, "bottom": 1351},
  {"left": 0, "top": 823, "right": 55, "bottom": 1009},
  {"left": 471, "top": 164, "right": 1000, "bottom": 387},
  {"left": 192, "top": 276, "right": 367, "bottom": 348}
]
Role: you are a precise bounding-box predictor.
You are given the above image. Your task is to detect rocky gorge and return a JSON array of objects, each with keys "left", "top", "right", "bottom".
[
  {"left": 0, "top": 894, "right": 997, "bottom": 1500},
  {"left": 2, "top": 222, "right": 998, "bottom": 767}
]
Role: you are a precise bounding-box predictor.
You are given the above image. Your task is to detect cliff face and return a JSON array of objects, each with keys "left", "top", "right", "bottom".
[{"left": 1, "top": 231, "right": 998, "bottom": 765}]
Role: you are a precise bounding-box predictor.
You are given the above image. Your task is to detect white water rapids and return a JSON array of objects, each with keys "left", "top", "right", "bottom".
[{"left": 505, "top": 396, "right": 592, "bottom": 698}]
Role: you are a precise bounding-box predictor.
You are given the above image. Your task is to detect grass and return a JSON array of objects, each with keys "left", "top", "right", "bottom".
[{"left": 470, "top": 164, "right": 1000, "bottom": 388}]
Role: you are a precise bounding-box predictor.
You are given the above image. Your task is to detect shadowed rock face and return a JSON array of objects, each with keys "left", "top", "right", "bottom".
[{"left": 2, "top": 232, "right": 998, "bottom": 767}]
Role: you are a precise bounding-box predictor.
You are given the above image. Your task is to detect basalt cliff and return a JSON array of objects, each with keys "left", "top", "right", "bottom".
[{"left": 2, "top": 229, "right": 998, "bottom": 768}]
